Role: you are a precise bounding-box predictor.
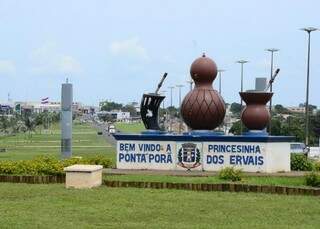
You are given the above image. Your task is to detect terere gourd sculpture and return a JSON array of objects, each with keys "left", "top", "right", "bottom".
[
  {"left": 181, "top": 54, "right": 226, "bottom": 130},
  {"left": 240, "top": 91, "right": 273, "bottom": 131}
]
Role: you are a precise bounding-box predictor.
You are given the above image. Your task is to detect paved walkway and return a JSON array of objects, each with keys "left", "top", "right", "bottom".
[{"left": 103, "top": 168, "right": 308, "bottom": 177}]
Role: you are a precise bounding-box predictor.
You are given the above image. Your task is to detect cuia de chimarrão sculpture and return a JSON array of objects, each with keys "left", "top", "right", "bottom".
[{"left": 181, "top": 54, "right": 226, "bottom": 130}]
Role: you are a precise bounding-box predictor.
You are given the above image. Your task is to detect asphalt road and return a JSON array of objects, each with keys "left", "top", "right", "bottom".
[{"left": 92, "top": 122, "right": 117, "bottom": 147}]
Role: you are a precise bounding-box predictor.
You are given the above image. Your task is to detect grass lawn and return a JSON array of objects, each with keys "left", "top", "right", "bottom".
[
  {"left": 104, "top": 174, "right": 308, "bottom": 187},
  {"left": 0, "top": 122, "right": 116, "bottom": 162},
  {"left": 0, "top": 183, "right": 319, "bottom": 228},
  {"left": 114, "top": 121, "right": 145, "bottom": 133}
]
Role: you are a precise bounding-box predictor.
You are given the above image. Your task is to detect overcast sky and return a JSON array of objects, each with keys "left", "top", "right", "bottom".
[{"left": 0, "top": 0, "right": 319, "bottom": 107}]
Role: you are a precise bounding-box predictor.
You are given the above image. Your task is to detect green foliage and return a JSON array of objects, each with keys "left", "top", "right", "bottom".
[
  {"left": 290, "top": 154, "right": 314, "bottom": 171},
  {"left": 230, "top": 102, "right": 242, "bottom": 115},
  {"left": 313, "top": 161, "right": 320, "bottom": 171},
  {"left": 122, "top": 105, "right": 137, "bottom": 116},
  {"left": 218, "top": 167, "right": 243, "bottom": 181},
  {"left": 270, "top": 112, "right": 320, "bottom": 146},
  {"left": 0, "top": 112, "right": 60, "bottom": 136},
  {"left": 100, "top": 101, "right": 123, "bottom": 111},
  {"left": 0, "top": 155, "right": 112, "bottom": 175},
  {"left": 229, "top": 121, "right": 248, "bottom": 135},
  {"left": 274, "top": 104, "right": 290, "bottom": 114},
  {"left": 305, "top": 172, "right": 320, "bottom": 187}
]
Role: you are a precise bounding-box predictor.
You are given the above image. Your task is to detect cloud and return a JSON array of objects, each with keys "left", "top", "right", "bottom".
[
  {"left": 59, "top": 55, "right": 82, "bottom": 74},
  {"left": 0, "top": 60, "right": 16, "bottom": 75},
  {"left": 109, "top": 37, "right": 149, "bottom": 61},
  {"left": 29, "top": 41, "right": 82, "bottom": 75}
]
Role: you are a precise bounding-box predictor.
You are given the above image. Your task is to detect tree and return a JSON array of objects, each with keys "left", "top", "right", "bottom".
[
  {"left": 299, "top": 103, "right": 317, "bottom": 112},
  {"left": 98, "top": 113, "right": 115, "bottom": 122},
  {"left": 229, "top": 121, "right": 248, "bottom": 135},
  {"left": 230, "top": 103, "right": 242, "bottom": 115},
  {"left": 23, "top": 114, "right": 36, "bottom": 137},
  {"left": 100, "top": 101, "right": 123, "bottom": 111},
  {"left": 122, "top": 105, "right": 137, "bottom": 116},
  {"left": 167, "top": 106, "right": 179, "bottom": 118},
  {"left": 0, "top": 115, "right": 9, "bottom": 134},
  {"left": 274, "top": 104, "right": 290, "bottom": 114}
]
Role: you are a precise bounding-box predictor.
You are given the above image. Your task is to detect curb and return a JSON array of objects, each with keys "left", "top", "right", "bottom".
[
  {"left": 0, "top": 175, "right": 65, "bottom": 184},
  {"left": 0, "top": 175, "right": 319, "bottom": 196},
  {"left": 103, "top": 180, "right": 320, "bottom": 196}
]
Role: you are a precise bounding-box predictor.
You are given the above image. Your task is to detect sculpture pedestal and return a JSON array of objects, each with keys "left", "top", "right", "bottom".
[
  {"left": 114, "top": 133, "right": 294, "bottom": 173},
  {"left": 64, "top": 165, "right": 103, "bottom": 189}
]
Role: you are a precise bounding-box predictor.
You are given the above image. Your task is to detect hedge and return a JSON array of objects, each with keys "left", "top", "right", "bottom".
[{"left": 0, "top": 155, "right": 113, "bottom": 175}]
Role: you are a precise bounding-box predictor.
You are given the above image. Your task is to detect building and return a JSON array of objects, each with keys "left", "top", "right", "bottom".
[
  {"left": 0, "top": 101, "right": 14, "bottom": 115},
  {"left": 97, "top": 110, "right": 130, "bottom": 121},
  {"left": 286, "top": 106, "right": 305, "bottom": 114}
]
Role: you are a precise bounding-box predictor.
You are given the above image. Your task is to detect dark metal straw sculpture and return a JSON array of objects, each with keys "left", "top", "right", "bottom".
[{"left": 140, "top": 73, "right": 167, "bottom": 130}]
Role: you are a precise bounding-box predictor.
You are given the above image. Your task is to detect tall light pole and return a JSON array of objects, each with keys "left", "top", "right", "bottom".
[
  {"left": 176, "top": 84, "right": 184, "bottom": 133},
  {"left": 265, "top": 48, "right": 279, "bottom": 134},
  {"left": 301, "top": 27, "right": 318, "bottom": 147},
  {"left": 168, "top": 86, "right": 175, "bottom": 132},
  {"left": 160, "top": 90, "right": 167, "bottom": 110},
  {"left": 186, "top": 79, "right": 193, "bottom": 131},
  {"left": 159, "top": 90, "right": 167, "bottom": 130},
  {"left": 217, "top": 69, "right": 226, "bottom": 95},
  {"left": 236, "top": 60, "right": 249, "bottom": 134}
]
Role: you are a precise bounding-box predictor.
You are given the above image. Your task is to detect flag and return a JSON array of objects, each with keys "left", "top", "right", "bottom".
[{"left": 41, "top": 97, "right": 49, "bottom": 104}]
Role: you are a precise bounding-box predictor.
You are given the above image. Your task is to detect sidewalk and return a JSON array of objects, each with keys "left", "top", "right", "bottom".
[{"left": 103, "top": 168, "right": 308, "bottom": 177}]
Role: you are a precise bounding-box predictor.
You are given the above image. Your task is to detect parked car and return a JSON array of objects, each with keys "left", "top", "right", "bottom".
[{"left": 290, "top": 142, "right": 306, "bottom": 154}]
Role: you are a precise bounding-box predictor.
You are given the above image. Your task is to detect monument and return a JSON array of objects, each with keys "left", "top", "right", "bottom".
[
  {"left": 61, "top": 79, "right": 73, "bottom": 158},
  {"left": 181, "top": 54, "right": 225, "bottom": 130},
  {"left": 114, "top": 54, "right": 294, "bottom": 173},
  {"left": 140, "top": 73, "right": 167, "bottom": 130}
]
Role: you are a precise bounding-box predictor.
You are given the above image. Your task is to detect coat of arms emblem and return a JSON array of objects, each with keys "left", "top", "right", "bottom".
[{"left": 177, "top": 143, "right": 201, "bottom": 170}]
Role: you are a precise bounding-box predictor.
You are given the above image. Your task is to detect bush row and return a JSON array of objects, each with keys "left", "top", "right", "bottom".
[
  {"left": 290, "top": 154, "right": 320, "bottom": 171},
  {"left": 218, "top": 166, "right": 320, "bottom": 188},
  {"left": 305, "top": 172, "right": 320, "bottom": 187},
  {"left": 0, "top": 155, "right": 113, "bottom": 175}
]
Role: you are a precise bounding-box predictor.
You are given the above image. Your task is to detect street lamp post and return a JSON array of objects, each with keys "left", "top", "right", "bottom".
[
  {"left": 301, "top": 27, "right": 318, "bottom": 147},
  {"left": 159, "top": 90, "right": 167, "bottom": 130},
  {"left": 236, "top": 60, "right": 249, "bottom": 134},
  {"left": 176, "top": 84, "right": 184, "bottom": 133},
  {"left": 168, "top": 86, "right": 175, "bottom": 132},
  {"left": 186, "top": 79, "right": 194, "bottom": 92},
  {"left": 265, "top": 48, "right": 279, "bottom": 134},
  {"left": 217, "top": 69, "right": 226, "bottom": 95},
  {"left": 160, "top": 90, "right": 167, "bottom": 110}
]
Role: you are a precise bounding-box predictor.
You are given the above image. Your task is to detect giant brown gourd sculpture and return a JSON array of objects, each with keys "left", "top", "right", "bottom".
[{"left": 181, "top": 54, "right": 226, "bottom": 130}]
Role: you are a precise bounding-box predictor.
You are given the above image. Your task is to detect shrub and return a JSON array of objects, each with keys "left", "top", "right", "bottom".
[
  {"left": 0, "top": 155, "right": 113, "bottom": 176},
  {"left": 290, "top": 154, "right": 313, "bottom": 171},
  {"left": 313, "top": 161, "right": 320, "bottom": 172},
  {"left": 218, "top": 167, "right": 242, "bottom": 182},
  {"left": 305, "top": 172, "right": 320, "bottom": 187}
]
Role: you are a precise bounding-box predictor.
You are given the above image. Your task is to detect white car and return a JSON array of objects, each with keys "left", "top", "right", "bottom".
[{"left": 108, "top": 125, "right": 116, "bottom": 134}]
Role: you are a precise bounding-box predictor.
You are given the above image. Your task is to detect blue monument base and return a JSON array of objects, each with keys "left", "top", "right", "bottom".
[{"left": 113, "top": 132, "right": 294, "bottom": 173}]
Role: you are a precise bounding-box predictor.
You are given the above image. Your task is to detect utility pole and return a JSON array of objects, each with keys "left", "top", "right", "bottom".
[
  {"left": 217, "top": 69, "right": 226, "bottom": 95},
  {"left": 186, "top": 79, "right": 194, "bottom": 92},
  {"left": 168, "top": 86, "right": 174, "bottom": 132},
  {"left": 236, "top": 60, "right": 249, "bottom": 134},
  {"left": 265, "top": 48, "right": 279, "bottom": 134},
  {"left": 176, "top": 85, "right": 184, "bottom": 133}
]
